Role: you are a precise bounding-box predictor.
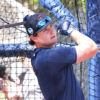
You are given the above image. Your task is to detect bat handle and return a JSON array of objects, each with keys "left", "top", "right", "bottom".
[{"left": 0, "top": 21, "right": 26, "bottom": 29}]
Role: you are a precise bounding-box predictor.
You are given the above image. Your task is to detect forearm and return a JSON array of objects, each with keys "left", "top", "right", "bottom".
[{"left": 71, "top": 30, "right": 96, "bottom": 46}]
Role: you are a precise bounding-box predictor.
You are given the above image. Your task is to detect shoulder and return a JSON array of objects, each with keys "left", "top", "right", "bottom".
[
  {"left": 47, "top": 46, "right": 76, "bottom": 58},
  {"left": 38, "top": 46, "right": 77, "bottom": 64}
]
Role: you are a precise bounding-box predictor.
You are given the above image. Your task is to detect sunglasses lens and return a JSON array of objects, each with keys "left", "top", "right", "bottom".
[
  {"left": 45, "top": 16, "right": 51, "bottom": 21},
  {"left": 37, "top": 21, "right": 46, "bottom": 28},
  {"left": 37, "top": 16, "right": 51, "bottom": 28}
]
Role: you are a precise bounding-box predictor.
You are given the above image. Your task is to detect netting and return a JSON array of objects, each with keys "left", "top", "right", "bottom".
[
  {"left": 0, "top": 0, "right": 88, "bottom": 100},
  {"left": 86, "top": 0, "right": 100, "bottom": 100}
]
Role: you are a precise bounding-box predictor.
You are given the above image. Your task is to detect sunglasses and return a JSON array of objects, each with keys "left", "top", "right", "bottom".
[
  {"left": 36, "top": 16, "right": 52, "bottom": 29},
  {"left": 27, "top": 16, "right": 52, "bottom": 36}
]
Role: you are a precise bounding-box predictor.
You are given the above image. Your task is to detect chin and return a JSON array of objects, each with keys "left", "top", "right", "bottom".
[
  {"left": 46, "top": 42, "right": 56, "bottom": 48},
  {"left": 51, "top": 41, "right": 57, "bottom": 46},
  {"left": 53, "top": 39, "right": 57, "bottom": 44}
]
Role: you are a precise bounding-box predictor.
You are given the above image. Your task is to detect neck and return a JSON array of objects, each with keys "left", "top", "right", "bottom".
[{"left": 35, "top": 44, "right": 54, "bottom": 48}]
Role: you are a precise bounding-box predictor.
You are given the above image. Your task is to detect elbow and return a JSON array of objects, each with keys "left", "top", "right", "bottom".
[
  {"left": 89, "top": 43, "right": 99, "bottom": 57},
  {"left": 94, "top": 44, "right": 99, "bottom": 54}
]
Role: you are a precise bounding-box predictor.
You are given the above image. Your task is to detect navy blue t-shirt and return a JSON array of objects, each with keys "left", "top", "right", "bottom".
[{"left": 31, "top": 46, "right": 85, "bottom": 100}]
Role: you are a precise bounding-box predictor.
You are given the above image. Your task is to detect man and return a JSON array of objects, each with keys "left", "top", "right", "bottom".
[
  {"left": 23, "top": 12, "right": 98, "bottom": 100},
  {"left": 0, "top": 1, "right": 98, "bottom": 100}
]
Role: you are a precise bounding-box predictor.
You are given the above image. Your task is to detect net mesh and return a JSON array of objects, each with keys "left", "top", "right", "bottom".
[
  {"left": 86, "top": 0, "right": 100, "bottom": 99},
  {"left": 0, "top": 0, "right": 88, "bottom": 100}
]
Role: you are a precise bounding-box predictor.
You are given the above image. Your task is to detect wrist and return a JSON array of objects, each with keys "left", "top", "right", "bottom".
[
  {"left": 56, "top": 19, "right": 77, "bottom": 36},
  {"left": 70, "top": 30, "right": 77, "bottom": 36}
]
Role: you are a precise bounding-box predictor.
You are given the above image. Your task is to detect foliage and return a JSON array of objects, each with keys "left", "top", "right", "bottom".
[
  {"left": 82, "top": 0, "right": 86, "bottom": 14},
  {"left": 16, "top": 0, "right": 86, "bottom": 14}
]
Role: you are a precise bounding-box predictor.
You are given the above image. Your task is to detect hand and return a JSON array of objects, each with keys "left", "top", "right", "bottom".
[{"left": 55, "top": 18, "right": 77, "bottom": 36}]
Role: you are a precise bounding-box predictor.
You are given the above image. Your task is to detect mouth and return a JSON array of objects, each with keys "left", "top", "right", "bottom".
[{"left": 51, "top": 36, "right": 56, "bottom": 39}]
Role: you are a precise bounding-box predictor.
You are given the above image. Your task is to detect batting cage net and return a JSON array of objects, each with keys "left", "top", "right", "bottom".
[{"left": 0, "top": 0, "right": 88, "bottom": 100}]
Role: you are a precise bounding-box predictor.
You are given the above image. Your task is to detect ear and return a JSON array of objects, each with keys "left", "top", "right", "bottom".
[{"left": 30, "top": 35, "right": 38, "bottom": 42}]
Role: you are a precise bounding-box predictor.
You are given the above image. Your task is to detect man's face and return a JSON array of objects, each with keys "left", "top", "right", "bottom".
[{"left": 32, "top": 24, "right": 57, "bottom": 48}]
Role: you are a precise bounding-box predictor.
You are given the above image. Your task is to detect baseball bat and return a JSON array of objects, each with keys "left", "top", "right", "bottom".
[{"left": 0, "top": 21, "right": 26, "bottom": 29}]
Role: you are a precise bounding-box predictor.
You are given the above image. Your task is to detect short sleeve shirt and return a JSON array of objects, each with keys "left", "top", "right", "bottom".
[{"left": 31, "top": 46, "right": 85, "bottom": 100}]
